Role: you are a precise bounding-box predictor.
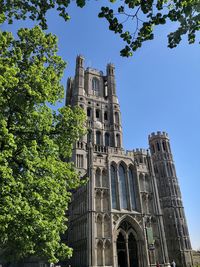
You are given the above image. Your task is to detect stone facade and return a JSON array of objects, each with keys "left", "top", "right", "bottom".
[{"left": 65, "top": 55, "right": 193, "bottom": 267}]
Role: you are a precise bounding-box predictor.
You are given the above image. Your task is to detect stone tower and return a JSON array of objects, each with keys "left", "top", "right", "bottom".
[
  {"left": 65, "top": 56, "right": 193, "bottom": 267},
  {"left": 149, "top": 132, "right": 193, "bottom": 267}
]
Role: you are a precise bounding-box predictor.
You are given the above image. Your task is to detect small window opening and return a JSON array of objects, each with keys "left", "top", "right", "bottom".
[
  {"left": 96, "top": 109, "right": 100, "bottom": 119},
  {"left": 104, "top": 112, "right": 108, "bottom": 121},
  {"left": 151, "top": 144, "right": 155, "bottom": 153},
  {"left": 157, "top": 142, "right": 160, "bottom": 151},
  {"left": 92, "top": 77, "right": 99, "bottom": 91},
  {"left": 87, "top": 108, "right": 91, "bottom": 117},
  {"left": 162, "top": 141, "right": 166, "bottom": 151}
]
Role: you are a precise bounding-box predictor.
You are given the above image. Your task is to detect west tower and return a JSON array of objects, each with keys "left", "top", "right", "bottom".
[{"left": 65, "top": 56, "right": 193, "bottom": 267}]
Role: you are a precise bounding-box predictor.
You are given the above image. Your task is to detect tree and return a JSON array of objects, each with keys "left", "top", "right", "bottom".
[
  {"left": 0, "top": 26, "right": 86, "bottom": 265},
  {"left": 1, "top": 0, "right": 200, "bottom": 57}
]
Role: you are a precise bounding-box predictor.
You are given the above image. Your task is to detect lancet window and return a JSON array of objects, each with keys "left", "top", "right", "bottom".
[
  {"left": 110, "top": 163, "right": 138, "bottom": 211},
  {"left": 92, "top": 77, "right": 99, "bottom": 91},
  {"left": 116, "top": 134, "right": 121, "bottom": 148},
  {"left": 111, "top": 165, "right": 117, "bottom": 209},
  {"left": 119, "top": 164, "right": 128, "bottom": 209},
  {"left": 96, "top": 131, "right": 101, "bottom": 145}
]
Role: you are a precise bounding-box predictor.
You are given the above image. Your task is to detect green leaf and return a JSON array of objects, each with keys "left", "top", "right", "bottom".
[{"left": 0, "top": 26, "right": 86, "bottom": 264}]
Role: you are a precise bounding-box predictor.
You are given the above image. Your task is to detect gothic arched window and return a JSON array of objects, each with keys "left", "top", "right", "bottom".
[
  {"left": 92, "top": 77, "right": 99, "bottom": 91},
  {"left": 116, "top": 134, "right": 121, "bottom": 148},
  {"left": 104, "top": 111, "right": 108, "bottom": 121},
  {"left": 96, "top": 131, "right": 101, "bottom": 145},
  {"left": 119, "top": 164, "right": 128, "bottom": 209},
  {"left": 114, "top": 112, "right": 119, "bottom": 124},
  {"left": 129, "top": 168, "right": 136, "bottom": 210},
  {"left": 151, "top": 144, "right": 155, "bottom": 154},
  {"left": 87, "top": 107, "right": 91, "bottom": 117},
  {"left": 157, "top": 142, "right": 160, "bottom": 151},
  {"left": 105, "top": 132, "right": 110, "bottom": 147},
  {"left": 162, "top": 141, "right": 166, "bottom": 151},
  {"left": 111, "top": 165, "right": 117, "bottom": 209},
  {"left": 96, "top": 109, "right": 100, "bottom": 120}
]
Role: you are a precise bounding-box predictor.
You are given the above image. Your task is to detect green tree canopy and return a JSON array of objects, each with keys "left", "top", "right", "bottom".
[
  {"left": 0, "top": 26, "right": 86, "bottom": 264},
  {"left": 1, "top": 0, "right": 200, "bottom": 56}
]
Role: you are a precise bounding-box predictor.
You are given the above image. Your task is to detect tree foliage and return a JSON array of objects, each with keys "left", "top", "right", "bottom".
[
  {"left": 0, "top": 26, "right": 86, "bottom": 264},
  {"left": 1, "top": 0, "right": 200, "bottom": 57},
  {"left": 99, "top": 0, "right": 200, "bottom": 56}
]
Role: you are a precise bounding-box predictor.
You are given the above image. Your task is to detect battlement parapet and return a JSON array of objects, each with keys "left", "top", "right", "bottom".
[
  {"left": 133, "top": 148, "right": 148, "bottom": 155},
  {"left": 125, "top": 150, "right": 135, "bottom": 157},
  {"left": 107, "top": 147, "right": 135, "bottom": 158},
  {"left": 148, "top": 131, "right": 169, "bottom": 140},
  {"left": 86, "top": 67, "right": 103, "bottom": 76}
]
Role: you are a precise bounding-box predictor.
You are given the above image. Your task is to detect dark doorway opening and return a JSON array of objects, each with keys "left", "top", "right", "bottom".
[
  {"left": 118, "top": 250, "right": 127, "bottom": 267},
  {"left": 117, "top": 221, "right": 139, "bottom": 267},
  {"left": 129, "top": 233, "right": 138, "bottom": 267},
  {"left": 117, "top": 232, "right": 127, "bottom": 267}
]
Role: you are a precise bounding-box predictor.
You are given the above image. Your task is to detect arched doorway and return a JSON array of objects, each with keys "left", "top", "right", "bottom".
[{"left": 116, "top": 221, "right": 138, "bottom": 267}]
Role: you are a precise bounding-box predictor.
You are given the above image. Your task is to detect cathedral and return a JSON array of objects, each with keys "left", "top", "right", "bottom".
[{"left": 65, "top": 55, "right": 193, "bottom": 267}]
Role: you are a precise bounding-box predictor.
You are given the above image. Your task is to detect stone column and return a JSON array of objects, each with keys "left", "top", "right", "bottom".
[{"left": 126, "top": 237, "right": 130, "bottom": 267}]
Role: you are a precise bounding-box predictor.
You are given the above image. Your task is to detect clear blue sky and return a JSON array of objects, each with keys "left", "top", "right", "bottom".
[{"left": 2, "top": 0, "right": 200, "bottom": 250}]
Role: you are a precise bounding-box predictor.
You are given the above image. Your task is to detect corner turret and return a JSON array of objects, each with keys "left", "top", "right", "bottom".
[
  {"left": 106, "top": 63, "right": 118, "bottom": 103},
  {"left": 149, "top": 131, "right": 193, "bottom": 267},
  {"left": 75, "top": 55, "right": 85, "bottom": 96}
]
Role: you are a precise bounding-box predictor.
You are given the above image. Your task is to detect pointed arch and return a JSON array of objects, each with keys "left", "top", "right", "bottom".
[
  {"left": 113, "top": 216, "right": 146, "bottom": 267},
  {"left": 114, "top": 215, "right": 144, "bottom": 242}
]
